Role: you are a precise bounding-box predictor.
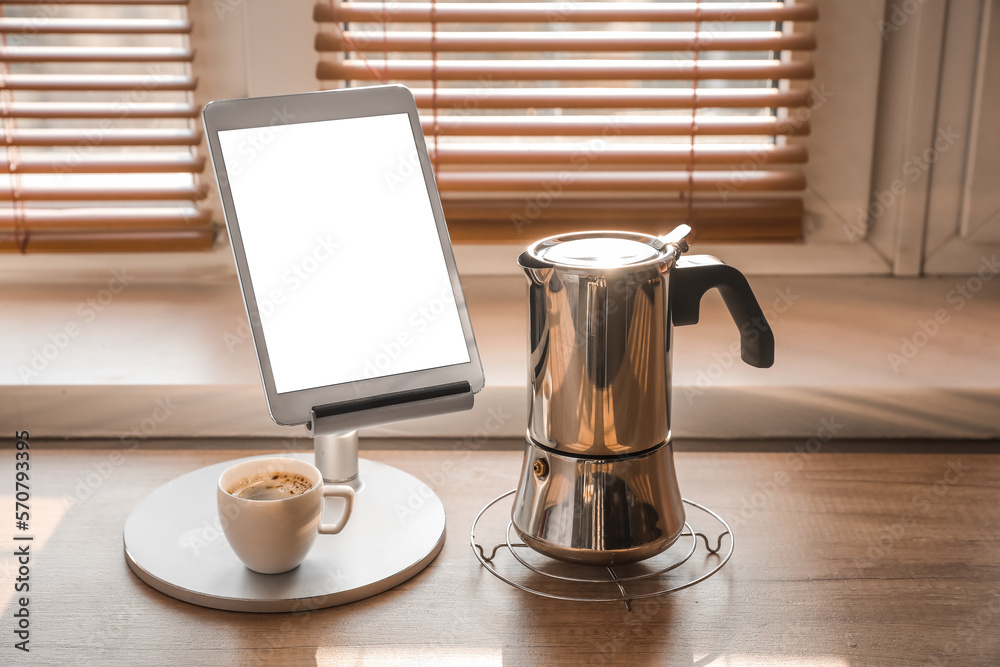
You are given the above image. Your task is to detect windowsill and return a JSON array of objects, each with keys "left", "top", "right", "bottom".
[
  {"left": 0, "top": 240, "right": 895, "bottom": 284},
  {"left": 2, "top": 272, "right": 998, "bottom": 440}
]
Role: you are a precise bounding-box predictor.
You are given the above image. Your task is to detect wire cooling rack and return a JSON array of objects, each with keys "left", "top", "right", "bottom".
[{"left": 470, "top": 491, "right": 733, "bottom": 611}]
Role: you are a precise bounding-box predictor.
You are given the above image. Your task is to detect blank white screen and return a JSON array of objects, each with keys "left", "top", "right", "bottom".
[{"left": 218, "top": 113, "right": 470, "bottom": 394}]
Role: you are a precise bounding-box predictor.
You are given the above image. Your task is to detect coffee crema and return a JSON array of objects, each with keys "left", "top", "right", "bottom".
[{"left": 227, "top": 472, "right": 313, "bottom": 501}]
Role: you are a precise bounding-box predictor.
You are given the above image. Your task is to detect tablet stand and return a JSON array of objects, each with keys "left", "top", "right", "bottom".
[{"left": 146, "top": 83, "right": 484, "bottom": 611}]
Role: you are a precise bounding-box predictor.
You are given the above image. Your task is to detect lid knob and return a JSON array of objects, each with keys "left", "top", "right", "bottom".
[{"left": 656, "top": 223, "right": 692, "bottom": 255}]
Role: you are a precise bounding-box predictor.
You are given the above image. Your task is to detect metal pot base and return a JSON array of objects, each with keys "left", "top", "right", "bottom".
[
  {"left": 512, "top": 523, "right": 684, "bottom": 566},
  {"left": 511, "top": 438, "right": 687, "bottom": 566}
]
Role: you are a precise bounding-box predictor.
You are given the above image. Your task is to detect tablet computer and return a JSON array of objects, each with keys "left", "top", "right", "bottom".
[{"left": 202, "top": 85, "right": 484, "bottom": 435}]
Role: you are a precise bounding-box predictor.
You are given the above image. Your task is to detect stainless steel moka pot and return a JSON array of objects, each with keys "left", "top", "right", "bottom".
[{"left": 511, "top": 225, "right": 775, "bottom": 565}]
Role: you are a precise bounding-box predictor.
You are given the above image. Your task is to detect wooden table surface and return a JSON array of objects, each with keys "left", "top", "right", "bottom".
[{"left": 2, "top": 443, "right": 999, "bottom": 666}]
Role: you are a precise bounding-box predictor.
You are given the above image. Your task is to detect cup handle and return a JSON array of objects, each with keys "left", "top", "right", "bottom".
[{"left": 318, "top": 484, "right": 355, "bottom": 535}]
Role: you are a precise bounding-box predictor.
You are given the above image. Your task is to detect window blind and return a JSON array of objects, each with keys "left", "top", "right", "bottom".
[
  {"left": 0, "top": 0, "right": 214, "bottom": 253},
  {"left": 315, "top": 1, "right": 817, "bottom": 243}
]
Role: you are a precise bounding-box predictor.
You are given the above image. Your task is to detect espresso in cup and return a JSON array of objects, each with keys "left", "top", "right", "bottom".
[{"left": 227, "top": 471, "right": 313, "bottom": 501}]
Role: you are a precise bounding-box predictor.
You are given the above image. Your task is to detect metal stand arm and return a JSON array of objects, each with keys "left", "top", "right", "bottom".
[{"left": 313, "top": 430, "right": 361, "bottom": 488}]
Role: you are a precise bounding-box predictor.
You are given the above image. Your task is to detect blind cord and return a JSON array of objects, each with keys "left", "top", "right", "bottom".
[
  {"left": 430, "top": 0, "right": 439, "bottom": 173},
  {"left": 328, "top": 0, "right": 390, "bottom": 84},
  {"left": 0, "top": 6, "right": 26, "bottom": 253},
  {"left": 686, "top": 0, "right": 702, "bottom": 230},
  {"left": 381, "top": 0, "right": 388, "bottom": 82}
]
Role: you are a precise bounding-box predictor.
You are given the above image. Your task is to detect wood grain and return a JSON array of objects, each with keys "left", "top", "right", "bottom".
[{"left": 1, "top": 445, "right": 998, "bottom": 666}]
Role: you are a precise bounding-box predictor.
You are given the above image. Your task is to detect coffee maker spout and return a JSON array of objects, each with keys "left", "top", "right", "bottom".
[{"left": 517, "top": 250, "right": 554, "bottom": 287}]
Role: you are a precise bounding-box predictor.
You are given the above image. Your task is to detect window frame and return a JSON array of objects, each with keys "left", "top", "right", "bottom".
[{"left": 914, "top": 0, "right": 1000, "bottom": 275}]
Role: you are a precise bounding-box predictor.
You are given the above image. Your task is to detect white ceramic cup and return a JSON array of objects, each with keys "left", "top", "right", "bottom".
[{"left": 217, "top": 457, "right": 355, "bottom": 574}]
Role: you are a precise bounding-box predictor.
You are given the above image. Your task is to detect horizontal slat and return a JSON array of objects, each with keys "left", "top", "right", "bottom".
[
  {"left": 319, "top": 30, "right": 816, "bottom": 53},
  {"left": 0, "top": 73, "right": 196, "bottom": 91},
  {"left": 0, "top": 228, "right": 217, "bottom": 253},
  {"left": 442, "top": 197, "right": 804, "bottom": 243},
  {"left": 0, "top": 128, "right": 201, "bottom": 146},
  {"left": 0, "top": 206, "right": 210, "bottom": 228},
  {"left": 409, "top": 87, "right": 811, "bottom": 110},
  {"left": 435, "top": 170, "right": 806, "bottom": 192},
  {"left": 0, "top": 18, "right": 190, "bottom": 34},
  {"left": 429, "top": 143, "right": 806, "bottom": 167},
  {"left": 315, "top": 2, "right": 819, "bottom": 24},
  {"left": 320, "top": 59, "right": 813, "bottom": 81},
  {"left": 0, "top": 46, "right": 193, "bottom": 63},
  {"left": 0, "top": 153, "right": 204, "bottom": 174},
  {"left": 0, "top": 102, "right": 196, "bottom": 119},
  {"left": 442, "top": 196, "right": 804, "bottom": 220},
  {"left": 419, "top": 115, "right": 809, "bottom": 137},
  {"left": 0, "top": 183, "right": 207, "bottom": 201}
]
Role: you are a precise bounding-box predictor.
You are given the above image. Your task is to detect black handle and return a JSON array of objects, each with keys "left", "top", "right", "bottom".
[{"left": 670, "top": 255, "right": 775, "bottom": 368}]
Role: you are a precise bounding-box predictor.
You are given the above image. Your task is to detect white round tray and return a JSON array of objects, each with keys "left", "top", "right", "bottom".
[{"left": 124, "top": 453, "right": 445, "bottom": 612}]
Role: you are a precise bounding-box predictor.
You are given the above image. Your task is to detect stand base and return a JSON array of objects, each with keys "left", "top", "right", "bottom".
[{"left": 123, "top": 453, "right": 445, "bottom": 612}]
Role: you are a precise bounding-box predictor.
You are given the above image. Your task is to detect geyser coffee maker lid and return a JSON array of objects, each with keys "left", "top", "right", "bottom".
[
  {"left": 525, "top": 226, "right": 691, "bottom": 272},
  {"left": 539, "top": 236, "right": 660, "bottom": 268}
]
